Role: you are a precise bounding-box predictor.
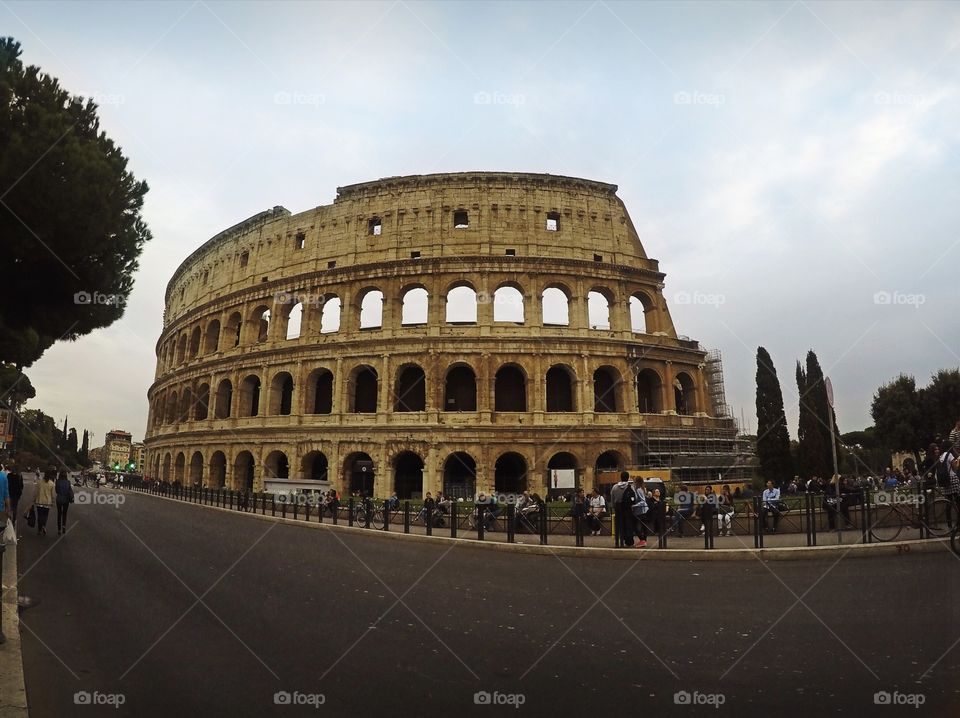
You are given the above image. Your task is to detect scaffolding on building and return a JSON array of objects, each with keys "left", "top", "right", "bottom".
[
  {"left": 704, "top": 348, "right": 731, "bottom": 419},
  {"left": 632, "top": 424, "right": 757, "bottom": 485}
]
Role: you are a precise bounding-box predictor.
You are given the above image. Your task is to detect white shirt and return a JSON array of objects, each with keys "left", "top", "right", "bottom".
[{"left": 589, "top": 495, "right": 606, "bottom": 513}]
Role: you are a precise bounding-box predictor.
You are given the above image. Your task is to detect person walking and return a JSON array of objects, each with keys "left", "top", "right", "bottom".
[
  {"left": 34, "top": 469, "right": 56, "bottom": 536},
  {"left": 0, "top": 463, "right": 9, "bottom": 532},
  {"left": 55, "top": 470, "right": 75, "bottom": 535}
]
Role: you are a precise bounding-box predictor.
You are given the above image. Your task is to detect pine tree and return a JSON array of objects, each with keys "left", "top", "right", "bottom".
[{"left": 755, "top": 347, "right": 793, "bottom": 485}]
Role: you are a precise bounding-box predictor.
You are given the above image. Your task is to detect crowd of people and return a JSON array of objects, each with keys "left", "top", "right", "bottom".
[{"left": 0, "top": 462, "right": 76, "bottom": 538}]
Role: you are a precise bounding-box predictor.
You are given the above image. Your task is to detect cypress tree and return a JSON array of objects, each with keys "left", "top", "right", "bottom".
[
  {"left": 79, "top": 429, "right": 89, "bottom": 463},
  {"left": 805, "top": 350, "right": 840, "bottom": 477},
  {"left": 796, "top": 360, "right": 826, "bottom": 479},
  {"left": 755, "top": 347, "right": 793, "bottom": 485}
]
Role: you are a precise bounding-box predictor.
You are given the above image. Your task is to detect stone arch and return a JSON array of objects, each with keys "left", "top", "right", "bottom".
[
  {"left": 320, "top": 295, "right": 342, "bottom": 333},
  {"left": 234, "top": 450, "right": 255, "bottom": 490},
  {"left": 494, "top": 363, "right": 527, "bottom": 411},
  {"left": 547, "top": 451, "right": 580, "bottom": 494},
  {"left": 595, "top": 450, "right": 626, "bottom": 473},
  {"left": 248, "top": 304, "right": 271, "bottom": 344},
  {"left": 359, "top": 288, "right": 384, "bottom": 329},
  {"left": 174, "top": 452, "right": 186, "bottom": 483},
  {"left": 285, "top": 301, "right": 304, "bottom": 340},
  {"left": 443, "top": 451, "right": 477, "bottom": 499},
  {"left": 444, "top": 363, "right": 477, "bottom": 411},
  {"left": 194, "top": 383, "right": 210, "bottom": 420},
  {"left": 189, "top": 326, "right": 201, "bottom": 358},
  {"left": 165, "top": 391, "right": 178, "bottom": 424},
  {"left": 178, "top": 386, "right": 192, "bottom": 422},
  {"left": 225, "top": 311, "right": 242, "bottom": 348},
  {"left": 304, "top": 368, "right": 334, "bottom": 414},
  {"left": 162, "top": 452, "right": 172, "bottom": 482},
  {"left": 495, "top": 452, "right": 528, "bottom": 495},
  {"left": 545, "top": 364, "right": 576, "bottom": 412},
  {"left": 541, "top": 285, "right": 571, "bottom": 326},
  {"left": 264, "top": 450, "right": 290, "bottom": 479},
  {"left": 238, "top": 374, "right": 262, "bottom": 417},
  {"left": 394, "top": 364, "right": 426, "bottom": 412},
  {"left": 269, "top": 371, "right": 294, "bottom": 415},
  {"left": 593, "top": 365, "right": 622, "bottom": 413},
  {"left": 214, "top": 378, "right": 233, "bottom": 419},
  {"left": 445, "top": 283, "right": 478, "bottom": 324},
  {"left": 209, "top": 451, "right": 227, "bottom": 488},
  {"left": 636, "top": 368, "right": 663, "bottom": 413},
  {"left": 630, "top": 291, "right": 655, "bottom": 334},
  {"left": 587, "top": 288, "right": 613, "bottom": 330},
  {"left": 401, "top": 286, "right": 429, "bottom": 325},
  {"left": 176, "top": 334, "right": 187, "bottom": 364},
  {"left": 348, "top": 365, "right": 378, "bottom": 413},
  {"left": 393, "top": 450, "right": 424, "bottom": 499},
  {"left": 343, "top": 452, "right": 375, "bottom": 496},
  {"left": 493, "top": 284, "right": 525, "bottom": 323},
  {"left": 674, "top": 371, "right": 698, "bottom": 415},
  {"left": 302, "top": 451, "right": 329, "bottom": 481},
  {"left": 189, "top": 451, "right": 204, "bottom": 485},
  {"left": 204, "top": 319, "right": 221, "bottom": 354}
]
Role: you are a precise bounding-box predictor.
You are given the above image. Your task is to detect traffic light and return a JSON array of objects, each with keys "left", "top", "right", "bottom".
[
  {"left": 128, "top": 461, "right": 136, "bottom": 470},
  {"left": 114, "top": 463, "right": 120, "bottom": 471}
]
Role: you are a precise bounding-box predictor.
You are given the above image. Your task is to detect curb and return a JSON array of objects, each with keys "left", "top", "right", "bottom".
[
  {"left": 126, "top": 489, "right": 954, "bottom": 561},
  {"left": 0, "top": 542, "right": 29, "bottom": 717}
]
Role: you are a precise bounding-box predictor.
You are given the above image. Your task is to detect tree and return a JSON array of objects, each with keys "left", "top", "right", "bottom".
[
  {"left": 755, "top": 346, "right": 793, "bottom": 484},
  {"left": 923, "top": 368, "right": 960, "bottom": 441},
  {"left": 796, "top": 357, "right": 829, "bottom": 480},
  {"left": 79, "top": 429, "right": 89, "bottom": 464},
  {"left": 0, "top": 363, "right": 35, "bottom": 409},
  {"left": 0, "top": 38, "right": 152, "bottom": 368},
  {"left": 804, "top": 350, "right": 841, "bottom": 472},
  {"left": 66, "top": 426, "right": 78, "bottom": 456},
  {"left": 870, "top": 374, "right": 923, "bottom": 463}
]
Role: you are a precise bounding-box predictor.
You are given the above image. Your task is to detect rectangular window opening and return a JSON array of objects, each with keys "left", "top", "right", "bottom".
[
  {"left": 240, "top": 251, "right": 249, "bottom": 267},
  {"left": 546, "top": 212, "right": 560, "bottom": 231},
  {"left": 295, "top": 232, "right": 306, "bottom": 250},
  {"left": 593, "top": 254, "right": 603, "bottom": 262},
  {"left": 505, "top": 248, "right": 516, "bottom": 256},
  {"left": 453, "top": 210, "right": 469, "bottom": 229},
  {"left": 327, "top": 260, "right": 337, "bottom": 269},
  {"left": 410, "top": 250, "right": 421, "bottom": 259},
  {"left": 368, "top": 217, "right": 382, "bottom": 236}
]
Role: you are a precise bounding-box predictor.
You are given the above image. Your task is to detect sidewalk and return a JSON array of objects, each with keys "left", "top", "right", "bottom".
[{"left": 0, "top": 540, "right": 28, "bottom": 718}]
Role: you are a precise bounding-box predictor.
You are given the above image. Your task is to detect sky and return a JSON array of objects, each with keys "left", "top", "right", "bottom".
[{"left": 4, "top": 0, "right": 959, "bottom": 447}]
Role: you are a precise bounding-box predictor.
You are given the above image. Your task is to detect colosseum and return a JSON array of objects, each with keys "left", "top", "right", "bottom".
[{"left": 144, "top": 172, "right": 748, "bottom": 500}]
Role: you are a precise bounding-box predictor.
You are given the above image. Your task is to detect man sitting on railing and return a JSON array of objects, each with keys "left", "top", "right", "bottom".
[
  {"left": 515, "top": 491, "right": 540, "bottom": 532},
  {"left": 761, "top": 480, "right": 783, "bottom": 532},
  {"left": 587, "top": 487, "right": 606, "bottom": 535},
  {"left": 668, "top": 484, "right": 696, "bottom": 537}
]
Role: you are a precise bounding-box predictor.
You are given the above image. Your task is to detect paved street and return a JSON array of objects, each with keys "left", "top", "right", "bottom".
[{"left": 12, "top": 482, "right": 960, "bottom": 717}]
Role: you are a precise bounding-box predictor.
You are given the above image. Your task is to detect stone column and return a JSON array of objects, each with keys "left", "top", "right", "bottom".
[
  {"left": 378, "top": 354, "right": 391, "bottom": 421},
  {"left": 662, "top": 361, "right": 676, "bottom": 414}
]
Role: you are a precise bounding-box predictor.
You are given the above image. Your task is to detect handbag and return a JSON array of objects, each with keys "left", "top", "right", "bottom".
[{"left": 26, "top": 505, "right": 36, "bottom": 528}]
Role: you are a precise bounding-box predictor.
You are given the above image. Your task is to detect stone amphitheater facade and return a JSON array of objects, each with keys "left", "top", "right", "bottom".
[{"left": 144, "top": 172, "right": 738, "bottom": 499}]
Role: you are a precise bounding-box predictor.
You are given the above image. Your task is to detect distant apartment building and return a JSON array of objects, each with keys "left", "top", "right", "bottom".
[
  {"left": 130, "top": 442, "right": 146, "bottom": 473},
  {"left": 104, "top": 429, "right": 133, "bottom": 470}
]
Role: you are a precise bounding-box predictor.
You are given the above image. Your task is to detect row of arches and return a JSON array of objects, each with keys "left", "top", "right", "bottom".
[
  {"left": 150, "top": 447, "right": 629, "bottom": 499},
  {"left": 151, "top": 362, "right": 704, "bottom": 426},
  {"left": 158, "top": 282, "right": 664, "bottom": 373}
]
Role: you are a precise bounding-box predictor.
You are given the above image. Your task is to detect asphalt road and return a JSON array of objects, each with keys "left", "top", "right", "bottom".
[{"left": 13, "top": 482, "right": 960, "bottom": 717}]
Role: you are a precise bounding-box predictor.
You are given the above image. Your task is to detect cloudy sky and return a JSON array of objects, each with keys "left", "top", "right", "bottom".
[{"left": 5, "top": 0, "right": 958, "bottom": 447}]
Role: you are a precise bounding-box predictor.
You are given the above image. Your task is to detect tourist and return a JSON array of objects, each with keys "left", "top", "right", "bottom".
[
  {"left": 938, "top": 442, "right": 960, "bottom": 520},
  {"left": 587, "top": 488, "right": 606, "bottom": 535},
  {"left": 0, "top": 463, "right": 9, "bottom": 532},
  {"left": 717, "top": 484, "right": 735, "bottom": 536},
  {"left": 761, "top": 480, "right": 782, "bottom": 532},
  {"left": 609, "top": 471, "right": 636, "bottom": 547},
  {"left": 823, "top": 474, "right": 841, "bottom": 530},
  {"left": 55, "top": 470, "right": 74, "bottom": 535},
  {"left": 668, "top": 483, "right": 695, "bottom": 537},
  {"left": 645, "top": 487, "right": 666, "bottom": 539},
  {"left": 571, "top": 488, "right": 587, "bottom": 538},
  {"left": 696, "top": 485, "right": 719, "bottom": 537},
  {"left": 33, "top": 469, "right": 56, "bottom": 536},
  {"left": 630, "top": 483, "right": 649, "bottom": 548}
]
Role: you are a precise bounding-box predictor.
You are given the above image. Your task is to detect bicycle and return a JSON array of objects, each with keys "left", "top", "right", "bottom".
[
  {"left": 352, "top": 500, "right": 387, "bottom": 529},
  {"left": 952, "top": 524, "right": 959, "bottom": 557},
  {"left": 869, "top": 493, "right": 954, "bottom": 542}
]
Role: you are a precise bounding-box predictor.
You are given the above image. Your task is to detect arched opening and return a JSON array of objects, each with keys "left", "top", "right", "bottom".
[
  {"left": 304, "top": 369, "right": 333, "bottom": 414},
  {"left": 495, "top": 452, "right": 527, "bottom": 495},
  {"left": 393, "top": 451, "right": 424, "bottom": 499},
  {"left": 444, "top": 365, "right": 477, "bottom": 411},
  {"left": 234, "top": 451, "right": 255, "bottom": 491},
  {"left": 493, "top": 286, "right": 524, "bottom": 323},
  {"left": 176, "top": 334, "right": 187, "bottom": 364},
  {"left": 587, "top": 290, "right": 611, "bottom": 330},
  {"left": 239, "top": 375, "right": 262, "bottom": 417},
  {"left": 495, "top": 365, "right": 526, "bottom": 411},
  {"left": 541, "top": 286, "right": 570, "bottom": 326},
  {"left": 174, "top": 452, "right": 185, "bottom": 484},
  {"left": 189, "top": 451, "right": 204, "bottom": 485},
  {"left": 401, "top": 287, "right": 429, "bottom": 325},
  {"left": 320, "top": 296, "right": 341, "bottom": 333},
  {"left": 179, "top": 387, "right": 192, "bottom": 422},
  {"left": 214, "top": 379, "right": 233, "bottom": 419},
  {"left": 350, "top": 366, "right": 378, "bottom": 413},
  {"left": 636, "top": 369, "right": 662, "bottom": 413},
  {"left": 443, "top": 452, "right": 476, "bottom": 499},
  {"left": 545, "top": 365, "right": 576, "bottom": 412},
  {"left": 269, "top": 372, "right": 294, "bottom": 415},
  {"left": 194, "top": 383, "right": 210, "bottom": 420},
  {"left": 674, "top": 372, "right": 698, "bottom": 415},
  {"left": 547, "top": 452, "right": 579, "bottom": 496},
  {"left": 595, "top": 450, "right": 625, "bottom": 473},
  {"left": 162, "top": 453, "right": 171, "bottom": 482},
  {"left": 254, "top": 307, "right": 271, "bottom": 343},
  {"left": 344, "top": 452, "right": 375, "bottom": 496},
  {"left": 226, "top": 312, "right": 242, "bottom": 348},
  {"left": 630, "top": 293, "right": 653, "bottom": 334},
  {"left": 394, "top": 365, "right": 426, "bottom": 412},
  {"left": 189, "top": 326, "right": 201, "bottom": 358},
  {"left": 302, "top": 451, "right": 329, "bottom": 482},
  {"left": 445, "top": 285, "right": 478, "bottom": 323},
  {"left": 593, "top": 367, "right": 620, "bottom": 413},
  {"left": 210, "top": 451, "right": 226, "bottom": 488},
  {"left": 204, "top": 320, "right": 221, "bottom": 354},
  {"left": 285, "top": 302, "right": 303, "bottom": 340},
  {"left": 264, "top": 450, "right": 290, "bottom": 480},
  {"left": 359, "top": 289, "right": 384, "bottom": 329},
  {"left": 165, "top": 392, "right": 178, "bottom": 424}
]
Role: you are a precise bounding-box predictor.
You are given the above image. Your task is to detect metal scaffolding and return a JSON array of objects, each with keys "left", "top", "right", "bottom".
[{"left": 704, "top": 348, "right": 731, "bottom": 419}]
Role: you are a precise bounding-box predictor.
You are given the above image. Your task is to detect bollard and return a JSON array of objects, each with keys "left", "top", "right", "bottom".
[
  {"left": 506, "top": 504, "right": 515, "bottom": 543},
  {"left": 348, "top": 498, "right": 354, "bottom": 527},
  {"left": 860, "top": 493, "right": 869, "bottom": 544},
  {"left": 804, "top": 492, "right": 812, "bottom": 547},
  {"left": 403, "top": 501, "right": 410, "bottom": 534},
  {"left": 293, "top": 498, "right": 299, "bottom": 521},
  {"left": 426, "top": 505, "right": 433, "bottom": 536},
  {"left": 574, "top": 511, "right": 583, "bottom": 547},
  {"left": 753, "top": 496, "right": 763, "bottom": 549},
  {"left": 477, "top": 505, "right": 485, "bottom": 541},
  {"left": 539, "top": 502, "right": 548, "bottom": 546},
  {"left": 382, "top": 502, "right": 389, "bottom": 531},
  {"left": 450, "top": 503, "right": 458, "bottom": 539},
  {"left": 703, "top": 513, "right": 714, "bottom": 549},
  {"left": 281, "top": 500, "right": 286, "bottom": 520},
  {"left": 613, "top": 509, "right": 620, "bottom": 547},
  {"left": 261, "top": 492, "right": 266, "bottom": 515}
]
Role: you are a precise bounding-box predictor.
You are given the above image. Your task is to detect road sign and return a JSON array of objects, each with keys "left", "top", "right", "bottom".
[{"left": 825, "top": 377, "right": 834, "bottom": 408}]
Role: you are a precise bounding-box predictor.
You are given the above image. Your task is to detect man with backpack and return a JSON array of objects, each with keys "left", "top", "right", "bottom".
[{"left": 609, "top": 471, "right": 638, "bottom": 548}]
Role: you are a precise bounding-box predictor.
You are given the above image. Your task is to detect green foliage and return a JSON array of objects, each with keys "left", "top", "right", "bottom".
[
  {"left": 870, "top": 374, "right": 923, "bottom": 458},
  {"left": 0, "top": 363, "right": 35, "bottom": 409},
  {"left": 755, "top": 346, "right": 793, "bottom": 485},
  {"left": 0, "top": 37, "right": 152, "bottom": 368},
  {"left": 796, "top": 351, "right": 838, "bottom": 479}
]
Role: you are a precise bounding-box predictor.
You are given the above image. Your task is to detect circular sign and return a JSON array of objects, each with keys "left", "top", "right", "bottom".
[{"left": 825, "top": 377, "right": 834, "bottom": 407}]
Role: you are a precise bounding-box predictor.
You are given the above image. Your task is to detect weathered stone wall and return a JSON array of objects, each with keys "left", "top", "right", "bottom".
[{"left": 144, "top": 172, "right": 726, "bottom": 498}]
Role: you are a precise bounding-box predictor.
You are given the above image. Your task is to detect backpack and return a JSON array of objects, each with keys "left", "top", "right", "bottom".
[
  {"left": 936, "top": 452, "right": 954, "bottom": 488},
  {"left": 631, "top": 491, "right": 649, "bottom": 518}
]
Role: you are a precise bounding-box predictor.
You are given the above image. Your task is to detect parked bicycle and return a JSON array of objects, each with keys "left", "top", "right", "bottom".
[{"left": 869, "top": 491, "right": 954, "bottom": 542}]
